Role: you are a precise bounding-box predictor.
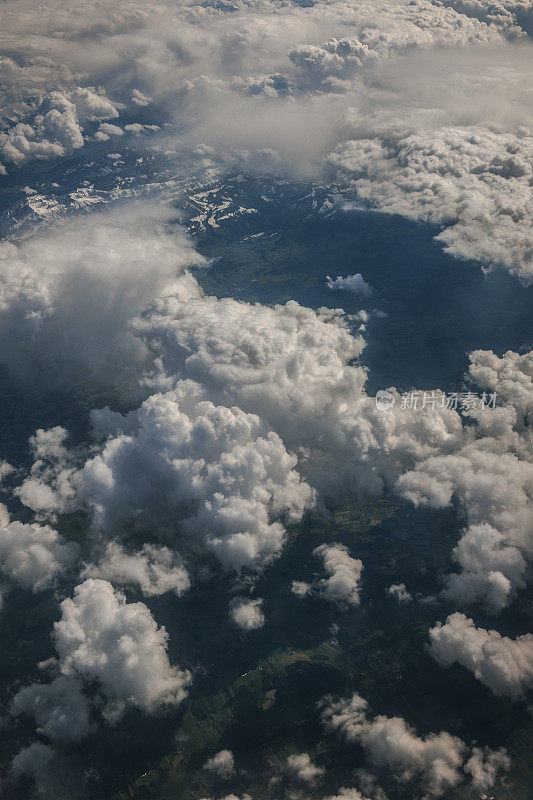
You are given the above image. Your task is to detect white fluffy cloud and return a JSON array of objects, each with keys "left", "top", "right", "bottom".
[
  {"left": 396, "top": 348, "right": 533, "bottom": 612},
  {"left": 13, "top": 675, "right": 92, "bottom": 742},
  {"left": 54, "top": 383, "right": 314, "bottom": 573},
  {"left": 14, "top": 579, "right": 190, "bottom": 740},
  {"left": 229, "top": 597, "right": 265, "bottom": 631},
  {"left": 326, "top": 274, "right": 372, "bottom": 296},
  {"left": 0, "top": 503, "right": 79, "bottom": 592},
  {"left": 0, "top": 205, "right": 203, "bottom": 392},
  {"left": 386, "top": 583, "right": 412, "bottom": 603},
  {"left": 133, "top": 287, "right": 472, "bottom": 503},
  {"left": 291, "top": 544, "right": 363, "bottom": 606},
  {"left": 320, "top": 692, "right": 509, "bottom": 796},
  {"left": 0, "top": 88, "right": 117, "bottom": 169},
  {"left": 429, "top": 612, "right": 533, "bottom": 700},
  {"left": 291, "top": 580, "right": 311, "bottom": 598},
  {"left": 330, "top": 124, "right": 533, "bottom": 283},
  {"left": 82, "top": 542, "right": 190, "bottom": 597},
  {"left": 314, "top": 544, "right": 363, "bottom": 606},
  {"left": 287, "top": 753, "right": 325, "bottom": 783},
  {"left": 54, "top": 579, "right": 190, "bottom": 715},
  {"left": 204, "top": 750, "right": 235, "bottom": 779}
]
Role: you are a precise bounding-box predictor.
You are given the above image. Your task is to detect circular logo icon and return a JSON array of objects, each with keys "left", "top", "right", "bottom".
[{"left": 375, "top": 389, "right": 395, "bottom": 410}]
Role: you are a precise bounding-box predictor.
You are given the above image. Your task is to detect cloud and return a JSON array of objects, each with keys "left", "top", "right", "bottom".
[
  {"left": 82, "top": 542, "right": 190, "bottom": 597},
  {"left": 397, "top": 450, "right": 532, "bottom": 613},
  {"left": 326, "top": 274, "right": 372, "bottom": 296},
  {"left": 63, "top": 383, "right": 313, "bottom": 573},
  {"left": 131, "top": 89, "right": 151, "bottom": 107},
  {"left": 464, "top": 746, "right": 511, "bottom": 793},
  {"left": 468, "top": 348, "right": 533, "bottom": 423},
  {"left": 320, "top": 692, "right": 508, "bottom": 797},
  {"left": 314, "top": 544, "right": 363, "bottom": 606},
  {"left": 429, "top": 612, "right": 533, "bottom": 700},
  {"left": 199, "top": 796, "right": 250, "bottom": 800},
  {"left": 291, "top": 580, "right": 311, "bottom": 598},
  {"left": 13, "top": 676, "right": 92, "bottom": 742},
  {"left": 0, "top": 93, "right": 84, "bottom": 167},
  {"left": 292, "top": 545, "right": 363, "bottom": 606},
  {"left": 204, "top": 750, "right": 235, "bottom": 779},
  {"left": 14, "top": 579, "right": 190, "bottom": 740},
  {"left": 0, "top": 88, "right": 118, "bottom": 169},
  {"left": 13, "top": 351, "right": 316, "bottom": 572},
  {"left": 396, "top": 348, "right": 533, "bottom": 612},
  {"left": 7, "top": 202, "right": 530, "bottom": 610},
  {"left": 322, "top": 790, "right": 374, "bottom": 800},
  {"left": 330, "top": 123, "right": 533, "bottom": 283},
  {"left": 0, "top": 503, "right": 79, "bottom": 592},
  {"left": 386, "top": 583, "right": 412, "bottom": 603},
  {"left": 95, "top": 122, "right": 123, "bottom": 141},
  {"left": 54, "top": 579, "right": 190, "bottom": 715},
  {"left": 8, "top": 200, "right": 531, "bottom": 611},
  {"left": 0, "top": 205, "right": 203, "bottom": 392},
  {"left": 229, "top": 597, "right": 265, "bottom": 631},
  {"left": 11, "top": 742, "right": 55, "bottom": 782},
  {"left": 286, "top": 753, "right": 325, "bottom": 783}
]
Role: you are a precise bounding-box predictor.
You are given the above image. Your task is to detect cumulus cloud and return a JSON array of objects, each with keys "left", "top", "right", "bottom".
[
  {"left": 11, "top": 742, "right": 55, "bottom": 781},
  {"left": 204, "top": 750, "right": 235, "bottom": 779},
  {"left": 396, "top": 348, "right": 533, "bottom": 612},
  {"left": 95, "top": 122, "right": 123, "bottom": 142},
  {"left": 286, "top": 753, "right": 325, "bottom": 783},
  {"left": 386, "top": 583, "right": 412, "bottom": 603},
  {"left": 291, "top": 545, "right": 363, "bottom": 605},
  {"left": 0, "top": 503, "right": 79, "bottom": 592},
  {"left": 464, "top": 745, "right": 511, "bottom": 792},
  {"left": 82, "top": 542, "right": 190, "bottom": 597},
  {"left": 229, "top": 597, "right": 265, "bottom": 631},
  {"left": 0, "top": 205, "right": 203, "bottom": 392},
  {"left": 320, "top": 692, "right": 508, "bottom": 796},
  {"left": 330, "top": 123, "right": 533, "bottom": 283},
  {"left": 291, "top": 580, "right": 311, "bottom": 598},
  {"left": 53, "top": 382, "right": 313, "bottom": 573},
  {"left": 314, "top": 544, "right": 363, "bottom": 606},
  {"left": 0, "top": 88, "right": 117, "bottom": 169},
  {"left": 429, "top": 612, "right": 533, "bottom": 700},
  {"left": 54, "top": 579, "right": 190, "bottom": 714},
  {"left": 14, "top": 579, "right": 190, "bottom": 740},
  {"left": 13, "top": 675, "right": 92, "bottom": 742},
  {"left": 0, "top": 93, "right": 84, "bottom": 167},
  {"left": 131, "top": 283, "right": 480, "bottom": 506},
  {"left": 326, "top": 274, "right": 372, "bottom": 296}
]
